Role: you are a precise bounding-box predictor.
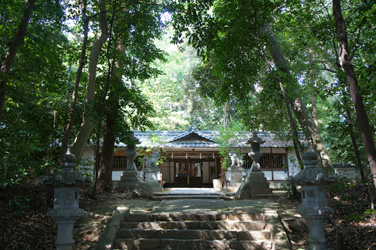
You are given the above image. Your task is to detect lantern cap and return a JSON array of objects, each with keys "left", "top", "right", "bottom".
[
  {"left": 303, "top": 148, "right": 317, "bottom": 163},
  {"left": 43, "top": 150, "right": 92, "bottom": 187},
  {"left": 246, "top": 131, "right": 265, "bottom": 145},
  {"left": 289, "top": 150, "right": 337, "bottom": 186},
  {"left": 126, "top": 131, "right": 141, "bottom": 146}
]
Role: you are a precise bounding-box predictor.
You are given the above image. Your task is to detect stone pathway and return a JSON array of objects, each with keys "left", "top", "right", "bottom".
[
  {"left": 153, "top": 188, "right": 228, "bottom": 200},
  {"left": 162, "top": 188, "right": 223, "bottom": 195},
  {"left": 94, "top": 193, "right": 294, "bottom": 250}
]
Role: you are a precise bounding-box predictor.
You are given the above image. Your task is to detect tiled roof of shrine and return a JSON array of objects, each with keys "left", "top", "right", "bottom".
[{"left": 116, "top": 125, "right": 302, "bottom": 149}]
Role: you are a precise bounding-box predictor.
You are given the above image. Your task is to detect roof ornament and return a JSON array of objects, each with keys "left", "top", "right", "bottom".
[
  {"left": 169, "top": 124, "right": 215, "bottom": 143},
  {"left": 188, "top": 125, "right": 199, "bottom": 133}
]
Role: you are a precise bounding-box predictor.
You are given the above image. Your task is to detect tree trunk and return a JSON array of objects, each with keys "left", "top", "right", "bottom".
[
  {"left": 311, "top": 90, "right": 319, "bottom": 128},
  {"left": 71, "top": 0, "right": 108, "bottom": 160},
  {"left": 0, "top": 0, "right": 36, "bottom": 123},
  {"left": 333, "top": 0, "right": 376, "bottom": 188},
  {"left": 263, "top": 24, "right": 334, "bottom": 174},
  {"left": 97, "top": 98, "right": 117, "bottom": 192},
  {"left": 309, "top": 51, "right": 319, "bottom": 129},
  {"left": 341, "top": 87, "right": 366, "bottom": 182},
  {"left": 279, "top": 82, "right": 304, "bottom": 167},
  {"left": 60, "top": 0, "right": 89, "bottom": 157}
]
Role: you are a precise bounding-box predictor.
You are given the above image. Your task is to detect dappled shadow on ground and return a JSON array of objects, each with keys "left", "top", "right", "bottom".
[
  {"left": 1, "top": 183, "right": 375, "bottom": 249},
  {"left": 273, "top": 183, "right": 376, "bottom": 250}
]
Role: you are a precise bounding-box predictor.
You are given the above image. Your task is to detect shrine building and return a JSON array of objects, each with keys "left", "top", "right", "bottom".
[{"left": 102, "top": 125, "right": 303, "bottom": 188}]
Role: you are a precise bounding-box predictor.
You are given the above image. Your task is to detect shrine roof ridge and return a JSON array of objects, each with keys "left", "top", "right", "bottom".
[{"left": 114, "top": 126, "right": 303, "bottom": 149}]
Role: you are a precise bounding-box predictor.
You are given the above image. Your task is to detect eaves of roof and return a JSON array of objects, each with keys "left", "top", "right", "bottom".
[{"left": 114, "top": 129, "right": 298, "bottom": 149}]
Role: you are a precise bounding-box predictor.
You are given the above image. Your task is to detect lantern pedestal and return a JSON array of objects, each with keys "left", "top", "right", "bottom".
[
  {"left": 236, "top": 131, "right": 271, "bottom": 199},
  {"left": 117, "top": 132, "right": 142, "bottom": 192},
  {"left": 117, "top": 146, "right": 140, "bottom": 192},
  {"left": 235, "top": 168, "right": 271, "bottom": 199}
]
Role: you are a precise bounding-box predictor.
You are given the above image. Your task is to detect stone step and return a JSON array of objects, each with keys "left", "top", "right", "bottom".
[
  {"left": 124, "top": 212, "right": 265, "bottom": 222},
  {"left": 115, "top": 210, "right": 273, "bottom": 249},
  {"left": 121, "top": 220, "right": 267, "bottom": 231},
  {"left": 113, "top": 238, "right": 273, "bottom": 250},
  {"left": 117, "top": 228, "right": 271, "bottom": 241},
  {"left": 152, "top": 194, "right": 228, "bottom": 200}
]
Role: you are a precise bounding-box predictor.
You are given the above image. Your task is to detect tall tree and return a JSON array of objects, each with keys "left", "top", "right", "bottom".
[
  {"left": 333, "top": 0, "right": 376, "bottom": 188},
  {"left": 60, "top": 0, "right": 89, "bottom": 157},
  {"left": 0, "top": 0, "right": 36, "bottom": 123},
  {"left": 0, "top": 0, "right": 71, "bottom": 184},
  {"left": 95, "top": 1, "right": 165, "bottom": 191},
  {"left": 263, "top": 24, "right": 333, "bottom": 172},
  {"left": 71, "top": 0, "right": 108, "bottom": 160},
  {"left": 170, "top": 0, "right": 334, "bottom": 173}
]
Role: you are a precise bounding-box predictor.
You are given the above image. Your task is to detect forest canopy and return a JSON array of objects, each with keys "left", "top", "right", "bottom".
[{"left": 0, "top": 0, "right": 375, "bottom": 189}]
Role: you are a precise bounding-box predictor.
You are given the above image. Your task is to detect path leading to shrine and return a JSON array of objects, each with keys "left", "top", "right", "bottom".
[{"left": 92, "top": 190, "right": 301, "bottom": 249}]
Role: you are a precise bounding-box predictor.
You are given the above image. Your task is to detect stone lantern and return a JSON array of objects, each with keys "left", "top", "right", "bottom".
[
  {"left": 235, "top": 131, "right": 271, "bottom": 199},
  {"left": 247, "top": 130, "right": 265, "bottom": 170},
  {"left": 117, "top": 131, "right": 141, "bottom": 192},
  {"left": 44, "top": 150, "right": 91, "bottom": 250},
  {"left": 289, "top": 150, "right": 337, "bottom": 250}
]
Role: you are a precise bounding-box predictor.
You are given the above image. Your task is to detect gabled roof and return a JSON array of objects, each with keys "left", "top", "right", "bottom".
[
  {"left": 115, "top": 126, "right": 300, "bottom": 149},
  {"left": 169, "top": 125, "right": 215, "bottom": 143}
]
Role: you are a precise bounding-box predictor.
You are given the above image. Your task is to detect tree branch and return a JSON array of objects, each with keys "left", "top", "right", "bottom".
[
  {"left": 350, "top": 29, "right": 361, "bottom": 60},
  {"left": 88, "top": 1, "right": 160, "bottom": 19}
]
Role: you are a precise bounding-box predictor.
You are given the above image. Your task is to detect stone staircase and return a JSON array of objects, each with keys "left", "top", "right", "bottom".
[
  {"left": 152, "top": 188, "right": 231, "bottom": 200},
  {"left": 152, "top": 192, "right": 230, "bottom": 200},
  {"left": 112, "top": 211, "right": 275, "bottom": 249}
]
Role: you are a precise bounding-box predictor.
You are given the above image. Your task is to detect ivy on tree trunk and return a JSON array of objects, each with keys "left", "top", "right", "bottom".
[{"left": 333, "top": 0, "right": 376, "bottom": 189}]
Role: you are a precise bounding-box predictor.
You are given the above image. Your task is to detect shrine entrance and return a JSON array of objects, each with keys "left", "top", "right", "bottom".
[
  {"left": 174, "top": 159, "right": 204, "bottom": 187},
  {"left": 161, "top": 154, "right": 221, "bottom": 188}
]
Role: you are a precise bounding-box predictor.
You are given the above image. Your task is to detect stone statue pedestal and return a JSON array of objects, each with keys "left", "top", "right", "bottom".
[
  {"left": 227, "top": 168, "right": 243, "bottom": 192},
  {"left": 236, "top": 168, "right": 271, "bottom": 199},
  {"left": 145, "top": 168, "right": 163, "bottom": 192},
  {"left": 227, "top": 152, "right": 245, "bottom": 192}
]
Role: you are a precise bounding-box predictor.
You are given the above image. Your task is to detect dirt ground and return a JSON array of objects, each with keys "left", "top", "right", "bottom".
[{"left": 0, "top": 182, "right": 375, "bottom": 249}]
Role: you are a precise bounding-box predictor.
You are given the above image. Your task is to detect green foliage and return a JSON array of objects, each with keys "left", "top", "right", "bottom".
[
  {"left": 8, "top": 195, "right": 32, "bottom": 212},
  {"left": 280, "top": 182, "right": 300, "bottom": 200},
  {"left": 363, "top": 209, "right": 376, "bottom": 218},
  {"left": 140, "top": 27, "right": 212, "bottom": 130},
  {"left": 1, "top": 0, "right": 376, "bottom": 191},
  {"left": 77, "top": 157, "right": 95, "bottom": 179},
  {"left": 346, "top": 213, "right": 365, "bottom": 222},
  {"left": 328, "top": 176, "right": 356, "bottom": 193},
  {"left": 137, "top": 132, "right": 168, "bottom": 166},
  {"left": 214, "top": 121, "right": 245, "bottom": 169},
  {"left": 0, "top": 0, "right": 70, "bottom": 185},
  {"left": 171, "top": 0, "right": 273, "bottom": 103}
]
